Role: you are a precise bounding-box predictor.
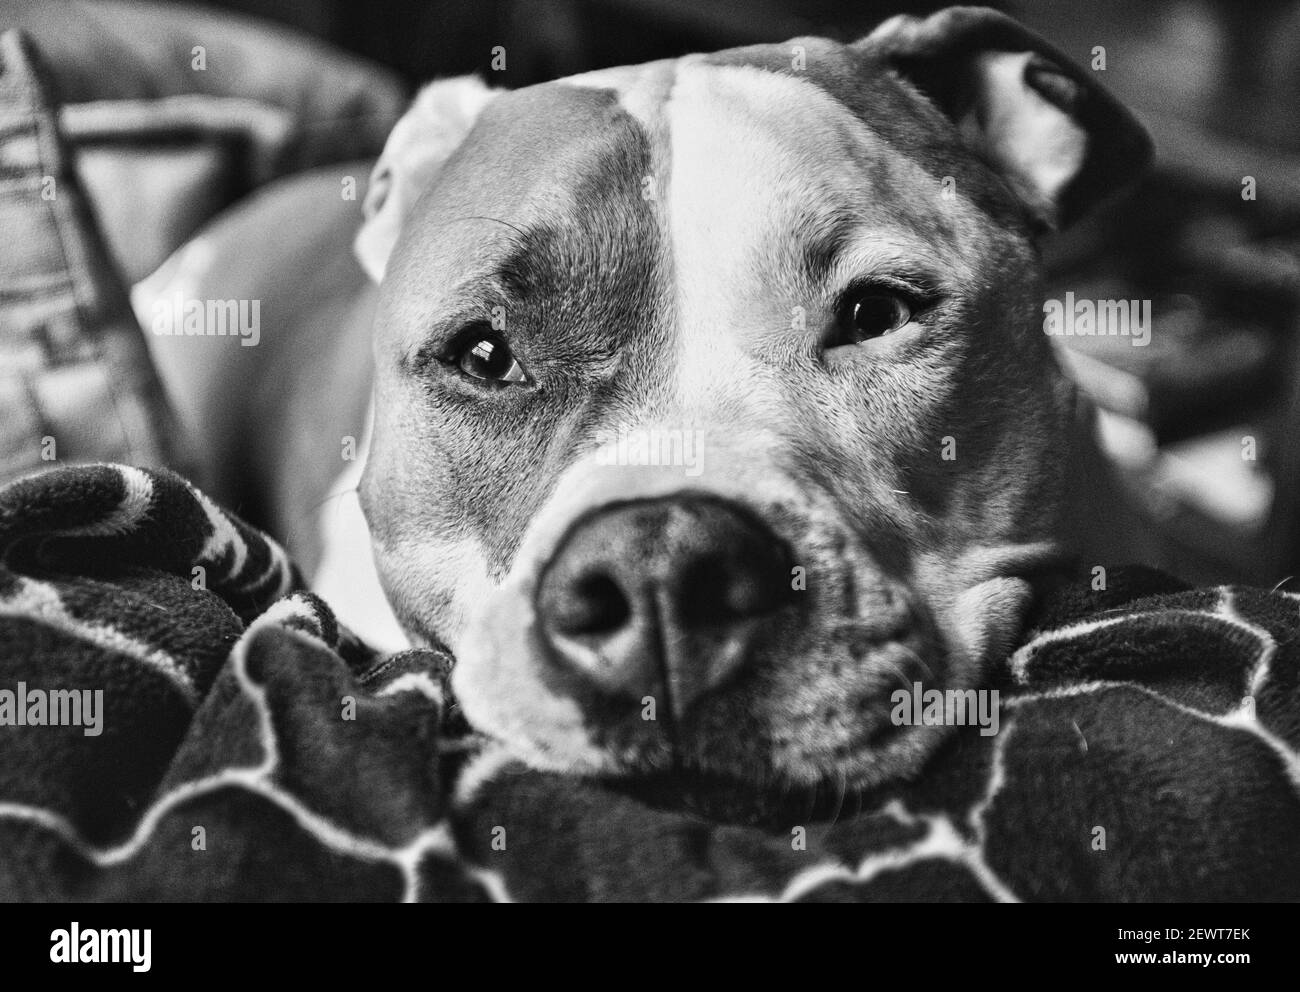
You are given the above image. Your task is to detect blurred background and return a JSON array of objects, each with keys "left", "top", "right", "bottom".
[{"left": 4, "top": 0, "right": 1300, "bottom": 588}]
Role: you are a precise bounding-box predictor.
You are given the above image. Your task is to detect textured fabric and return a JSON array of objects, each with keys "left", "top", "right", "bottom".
[
  {"left": 1, "top": 463, "right": 1297, "bottom": 902},
  {"left": 0, "top": 31, "right": 183, "bottom": 491}
]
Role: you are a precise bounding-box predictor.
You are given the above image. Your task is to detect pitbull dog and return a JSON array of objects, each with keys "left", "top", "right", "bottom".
[
  {"left": 147, "top": 7, "right": 1153, "bottom": 799},
  {"left": 350, "top": 6, "right": 1151, "bottom": 795}
]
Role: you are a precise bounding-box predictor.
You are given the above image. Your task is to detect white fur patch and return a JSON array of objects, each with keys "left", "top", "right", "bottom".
[
  {"left": 311, "top": 405, "right": 409, "bottom": 653},
  {"left": 560, "top": 60, "right": 676, "bottom": 130}
]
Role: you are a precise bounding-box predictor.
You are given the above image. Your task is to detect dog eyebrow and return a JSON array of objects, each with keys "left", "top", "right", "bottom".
[
  {"left": 451, "top": 214, "right": 530, "bottom": 239},
  {"left": 465, "top": 224, "right": 555, "bottom": 299},
  {"left": 398, "top": 230, "right": 557, "bottom": 376},
  {"left": 796, "top": 208, "right": 865, "bottom": 285},
  {"left": 494, "top": 242, "right": 545, "bottom": 297},
  {"left": 415, "top": 219, "right": 552, "bottom": 308},
  {"left": 439, "top": 215, "right": 542, "bottom": 293}
]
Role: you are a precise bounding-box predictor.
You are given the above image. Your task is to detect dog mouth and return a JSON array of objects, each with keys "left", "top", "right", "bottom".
[
  {"left": 478, "top": 635, "right": 942, "bottom": 827},
  {"left": 453, "top": 595, "right": 952, "bottom": 819},
  {"left": 447, "top": 642, "right": 938, "bottom": 828},
  {"left": 595, "top": 761, "right": 906, "bottom": 828},
  {"left": 560, "top": 618, "right": 945, "bottom": 784}
]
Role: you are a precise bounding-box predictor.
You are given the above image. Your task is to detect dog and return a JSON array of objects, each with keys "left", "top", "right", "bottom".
[{"left": 141, "top": 6, "right": 1153, "bottom": 799}]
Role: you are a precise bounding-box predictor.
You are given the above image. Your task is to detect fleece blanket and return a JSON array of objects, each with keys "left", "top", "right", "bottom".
[{"left": 1, "top": 463, "right": 1297, "bottom": 902}]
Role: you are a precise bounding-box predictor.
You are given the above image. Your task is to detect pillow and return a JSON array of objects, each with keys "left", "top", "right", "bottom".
[
  {"left": 0, "top": 30, "right": 183, "bottom": 488},
  {"left": 1, "top": 0, "right": 407, "bottom": 281}
]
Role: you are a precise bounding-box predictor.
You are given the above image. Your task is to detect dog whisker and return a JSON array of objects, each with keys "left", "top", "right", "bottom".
[
  {"left": 880, "top": 659, "right": 917, "bottom": 689},
  {"left": 449, "top": 214, "right": 530, "bottom": 239},
  {"left": 826, "top": 768, "right": 848, "bottom": 827},
  {"left": 306, "top": 485, "right": 359, "bottom": 519},
  {"left": 891, "top": 642, "right": 937, "bottom": 683}
]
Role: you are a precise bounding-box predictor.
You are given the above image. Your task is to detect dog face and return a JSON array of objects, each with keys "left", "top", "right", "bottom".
[{"left": 358, "top": 8, "right": 1151, "bottom": 795}]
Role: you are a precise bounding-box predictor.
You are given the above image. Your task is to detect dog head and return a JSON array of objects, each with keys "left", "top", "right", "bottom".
[{"left": 356, "top": 6, "right": 1151, "bottom": 799}]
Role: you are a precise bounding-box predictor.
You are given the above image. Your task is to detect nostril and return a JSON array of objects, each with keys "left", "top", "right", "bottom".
[
  {"left": 547, "top": 571, "right": 632, "bottom": 637},
  {"left": 679, "top": 550, "right": 789, "bottom": 624},
  {"left": 722, "top": 567, "right": 785, "bottom": 617}
]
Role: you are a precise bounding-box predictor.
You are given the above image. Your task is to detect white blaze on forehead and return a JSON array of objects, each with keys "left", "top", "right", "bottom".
[
  {"left": 664, "top": 64, "right": 857, "bottom": 406},
  {"left": 663, "top": 62, "right": 983, "bottom": 410},
  {"left": 558, "top": 59, "right": 677, "bottom": 130}
]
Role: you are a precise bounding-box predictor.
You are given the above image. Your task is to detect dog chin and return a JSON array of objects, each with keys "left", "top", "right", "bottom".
[
  {"left": 450, "top": 734, "right": 954, "bottom": 828},
  {"left": 493, "top": 721, "right": 956, "bottom": 828},
  {"left": 451, "top": 652, "right": 963, "bottom": 826}
]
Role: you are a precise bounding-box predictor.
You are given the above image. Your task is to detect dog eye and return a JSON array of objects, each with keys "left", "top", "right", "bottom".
[
  {"left": 836, "top": 290, "right": 913, "bottom": 345},
  {"left": 453, "top": 331, "right": 528, "bottom": 384}
]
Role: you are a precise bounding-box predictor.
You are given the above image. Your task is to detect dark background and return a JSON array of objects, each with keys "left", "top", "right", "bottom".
[{"left": 167, "top": 0, "right": 1300, "bottom": 156}]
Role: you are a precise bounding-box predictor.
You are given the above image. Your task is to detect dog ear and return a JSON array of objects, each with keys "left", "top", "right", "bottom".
[
  {"left": 857, "top": 6, "right": 1152, "bottom": 229},
  {"left": 354, "top": 76, "right": 500, "bottom": 283}
]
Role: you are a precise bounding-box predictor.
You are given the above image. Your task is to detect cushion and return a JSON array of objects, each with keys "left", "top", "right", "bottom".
[
  {"left": 1, "top": 463, "right": 1296, "bottom": 901},
  {"left": 0, "top": 31, "right": 183, "bottom": 489}
]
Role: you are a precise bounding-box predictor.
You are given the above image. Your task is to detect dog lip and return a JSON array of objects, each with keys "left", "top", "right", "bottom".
[
  {"left": 578, "top": 639, "right": 945, "bottom": 762},
  {"left": 594, "top": 754, "right": 914, "bottom": 828},
  {"left": 599, "top": 769, "right": 816, "bottom": 827}
]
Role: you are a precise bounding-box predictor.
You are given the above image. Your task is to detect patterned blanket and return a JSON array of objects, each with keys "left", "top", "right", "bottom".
[{"left": 2, "top": 463, "right": 1297, "bottom": 901}]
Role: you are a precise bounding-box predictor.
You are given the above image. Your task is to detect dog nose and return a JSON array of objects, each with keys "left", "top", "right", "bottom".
[{"left": 535, "top": 496, "right": 794, "bottom": 716}]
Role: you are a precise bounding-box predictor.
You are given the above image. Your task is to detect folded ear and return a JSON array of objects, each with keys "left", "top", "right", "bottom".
[
  {"left": 354, "top": 76, "right": 500, "bottom": 283},
  {"left": 857, "top": 6, "right": 1153, "bottom": 229}
]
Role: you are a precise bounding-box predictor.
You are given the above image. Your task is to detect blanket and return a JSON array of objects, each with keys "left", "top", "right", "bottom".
[{"left": 1, "top": 463, "right": 1297, "bottom": 901}]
